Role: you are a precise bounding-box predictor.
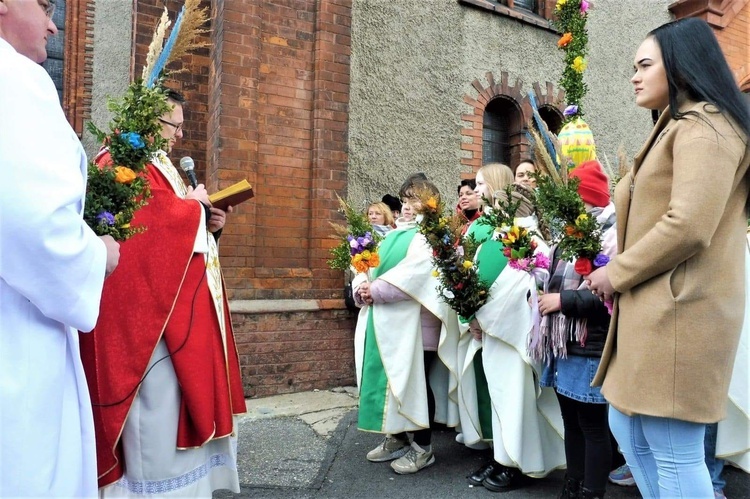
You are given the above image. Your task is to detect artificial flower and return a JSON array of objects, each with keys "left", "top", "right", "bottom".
[
  {"left": 556, "top": 0, "right": 568, "bottom": 9},
  {"left": 352, "top": 254, "right": 363, "bottom": 264},
  {"left": 462, "top": 260, "right": 473, "bottom": 270},
  {"left": 565, "top": 225, "right": 577, "bottom": 236},
  {"left": 580, "top": 0, "right": 590, "bottom": 13},
  {"left": 121, "top": 131, "right": 145, "bottom": 150},
  {"left": 558, "top": 32, "right": 573, "bottom": 48},
  {"left": 369, "top": 254, "right": 380, "bottom": 267},
  {"left": 575, "top": 213, "right": 588, "bottom": 226},
  {"left": 361, "top": 250, "right": 371, "bottom": 260},
  {"left": 432, "top": 270, "right": 439, "bottom": 277},
  {"left": 574, "top": 257, "right": 593, "bottom": 276},
  {"left": 572, "top": 56, "right": 588, "bottom": 73},
  {"left": 563, "top": 105, "right": 579, "bottom": 117},
  {"left": 114, "top": 166, "right": 137, "bottom": 184},
  {"left": 593, "top": 253, "right": 610, "bottom": 268},
  {"left": 425, "top": 197, "right": 438, "bottom": 210},
  {"left": 96, "top": 211, "right": 116, "bottom": 226}
]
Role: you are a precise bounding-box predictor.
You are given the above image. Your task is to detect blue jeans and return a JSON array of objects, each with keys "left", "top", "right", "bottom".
[
  {"left": 609, "top": 406, "right": 713, "bottom": 498},
  {"left": 704, "top": 422, "right": 726, "bottom": 492}
]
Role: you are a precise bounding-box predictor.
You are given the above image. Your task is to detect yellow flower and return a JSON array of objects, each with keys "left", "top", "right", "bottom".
[
  {"left": 426, "top": 197, "right": 438, "bottom": 210},
  {"left": 352, "top": 254, "right": 363, "bottom": 264},
  {"left": 575, "top": 213, "right": 588, "bottom": 226},
  {"left": 432, "top": 270, "right": 440, "bottom": 277},
  {"left": 114, "top": 166, "right": 137, "bottom": 184},
  {"left": 572, "top": 56, "right": 588, "bottom": 73},
  {"left": 556, "top": 0, "right": 568, "bottom": 8},
  {"left": 462, "top": 260, "right": 473, "bottom": 270},
  {"left": 361, "top": 250, "right": 371, "bottom": 260}
]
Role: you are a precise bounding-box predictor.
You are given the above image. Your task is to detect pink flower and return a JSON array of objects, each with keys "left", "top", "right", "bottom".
[
  {"left": 580, "top": 0, "right": 590, "bottom": 13},
  {"left": 534, "top": 253, "right": 551, "bottom": 270}
]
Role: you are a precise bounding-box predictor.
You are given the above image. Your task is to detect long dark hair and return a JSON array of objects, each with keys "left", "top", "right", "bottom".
[{"left": 650, "top": 18, "right": 750, "bottom": 139}]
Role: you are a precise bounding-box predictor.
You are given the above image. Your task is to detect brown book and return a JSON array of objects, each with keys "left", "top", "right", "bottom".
[{"left": 209, "top": 179, "right": 254, "bottom": 211}]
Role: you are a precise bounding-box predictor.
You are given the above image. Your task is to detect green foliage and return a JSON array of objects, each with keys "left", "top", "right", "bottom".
[
  {"left": 555, "top": 0, "right": 590, "bottom": 121},
  {"left": 534, "top": 174, "right": 602, "bottom": 262},
  {"left": 84, "top": 81, "right": 172, "bottom": 240},
  {"left": 417, "top": 193, "right": 491, "bottom": 320}
]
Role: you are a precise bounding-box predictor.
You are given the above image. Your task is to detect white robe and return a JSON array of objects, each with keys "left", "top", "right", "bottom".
[{"left": 0, "top": 38, "right": 106, "bottom": 497}]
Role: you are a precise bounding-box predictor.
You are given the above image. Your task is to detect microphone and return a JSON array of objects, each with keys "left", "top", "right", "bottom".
[{"left": 179, "top": 156, "right": 198, "bottom": 188}]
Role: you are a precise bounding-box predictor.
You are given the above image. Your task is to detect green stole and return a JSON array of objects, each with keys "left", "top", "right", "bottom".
[
  {"left": 465, "top": 221, "right": 508, "bottom": 439},
  {"left": 358, "top": 227, "right": 418, "bottom": 431}
]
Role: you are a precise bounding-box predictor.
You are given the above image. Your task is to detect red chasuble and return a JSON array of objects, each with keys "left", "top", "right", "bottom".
[{"left": 80, "top": 152, "right": 246, "bottom": 487}]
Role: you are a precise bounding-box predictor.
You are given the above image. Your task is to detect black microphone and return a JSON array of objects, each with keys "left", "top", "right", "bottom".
[{"left": 179, "top": 156, "right": 198, "bottom": 188}]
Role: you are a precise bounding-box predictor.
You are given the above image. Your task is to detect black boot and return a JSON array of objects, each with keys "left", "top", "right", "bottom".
[
  {"left": 580, "top": 486, "right": 605, "bottom": 499},
  {"left": 559, "top": 475, "right": 582, "bottom": 499}
]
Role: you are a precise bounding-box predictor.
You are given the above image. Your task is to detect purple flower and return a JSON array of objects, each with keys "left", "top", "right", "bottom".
[
  {"left": 593, "top": 253, "right": 610, "bottom": 268},
  {"left": 580, "top": 0, "right": 590, "bottom": 13},
  {"left": 349, "top": 238, "right": 359, "bottom": 249},
  {"left": 96, "top": 211, "right": 115, "bottom": 226},
  {"left": 563, "top": 105, "right": 579, "bottom": 117}
]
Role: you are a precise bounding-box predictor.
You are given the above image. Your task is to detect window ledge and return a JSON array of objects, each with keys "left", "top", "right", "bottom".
[{"left": 458, "top": 0, "right": 559, "bottom": 33}]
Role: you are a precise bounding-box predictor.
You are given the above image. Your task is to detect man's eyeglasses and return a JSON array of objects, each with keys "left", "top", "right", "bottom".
[
  {"left": 39, "top": 0, "right": 56, "bottom": 18},
  {"left": 159, "top": 118, "right": 183, "bottom": 133}
]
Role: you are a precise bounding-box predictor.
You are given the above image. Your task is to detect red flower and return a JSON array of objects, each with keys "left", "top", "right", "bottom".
[
  {"left": 574, "top": 257, "right": 593, "bottom": 276},
  {"left": 503, "top": 247, "right": 512, "bottom": 257},
  {"left": 455, "top": 282, "right": 465, "bottom": 291}
]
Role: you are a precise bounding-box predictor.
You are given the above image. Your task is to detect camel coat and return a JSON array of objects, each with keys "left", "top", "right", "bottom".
[{"left": 593, "top": 102, "right": 750, "bottom": 423}]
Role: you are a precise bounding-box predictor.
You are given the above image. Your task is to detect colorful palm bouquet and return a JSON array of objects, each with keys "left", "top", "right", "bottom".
[
  {"left": 84, "top": 85, "right": 171, "bottom": 240},
  {"left": 417, "top": 191, "right": 490, "bottom": 320},
  {"left": 478, "top": 185, "right": 550, "bottom": 276},
  {"left": 328, "top": 196, "right": 381, "bottom": 274},
  {"left": 83, "top": 0, "right": 208, "bottom": 241}
]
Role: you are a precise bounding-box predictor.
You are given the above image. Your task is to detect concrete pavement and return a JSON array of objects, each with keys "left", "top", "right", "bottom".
[{"left": 216, "top": 388, "right": 749, "bottom": 498}]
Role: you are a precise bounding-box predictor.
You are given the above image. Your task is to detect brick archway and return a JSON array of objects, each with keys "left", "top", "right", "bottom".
[{"left": 460, "top": 71, "right": 565, "bottom": 176}]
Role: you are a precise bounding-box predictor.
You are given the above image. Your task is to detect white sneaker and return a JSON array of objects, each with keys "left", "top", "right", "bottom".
[
  {"left": 455, "top": 432, "right": 465, "bottom": 444},
  {"left": 390, "top": 442, "right": 436, "bottom": 474},
  {"left": 366, "top": 435, "right": 410, "bottom": 462}
]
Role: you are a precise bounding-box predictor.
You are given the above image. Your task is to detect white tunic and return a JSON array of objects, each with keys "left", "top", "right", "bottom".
[{"left": 0, "top": 38, "right": 106, "bottom": 497}]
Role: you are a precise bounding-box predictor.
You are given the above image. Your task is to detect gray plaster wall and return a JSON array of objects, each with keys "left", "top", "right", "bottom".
[
  {"left": 83, "top": 0, "right": 134, "bottom": 155},
  {"left": 348, "top": 0, "right": 672, "bottom": 206}
]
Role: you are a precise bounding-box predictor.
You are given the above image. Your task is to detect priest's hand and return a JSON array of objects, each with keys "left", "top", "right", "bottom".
[
  {"left": 186, "top": 184, "right": 210, "bottom": 206},
  {"left": 100, "top": 235, "right": 120, "bottom": 278},
  {"left": 208, "top": 206, "right": 232, "bottom": 233}
]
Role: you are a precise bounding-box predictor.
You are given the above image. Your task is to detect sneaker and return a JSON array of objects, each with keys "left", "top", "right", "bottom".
[
  {"left": 366, "top": 435, "right": 410, "bottom": 462},
  {"left": 608, "top": 464, "right": 636, "bottom": 486},
  {"left": 390, "top": 442, "right": 436, "bottom": 474}
]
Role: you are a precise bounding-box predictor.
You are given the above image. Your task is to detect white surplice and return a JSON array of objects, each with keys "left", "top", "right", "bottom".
[{"left": 0, "top": 38, "right": 106, "bottom": 497}]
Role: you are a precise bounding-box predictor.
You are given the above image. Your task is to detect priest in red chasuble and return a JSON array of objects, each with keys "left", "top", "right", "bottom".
[{"left": 80, "top": 89, "right": 246, "bottom": 496}]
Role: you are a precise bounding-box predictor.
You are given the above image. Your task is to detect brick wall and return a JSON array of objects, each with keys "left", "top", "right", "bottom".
[
  {"left": 207, "top": 0, "right": 355, "bottom": 398},
  {"left": 713, "top": 0, "right": 749, "bottom": 86},
  {"left": 234, "top": 308, "right": 356, "bottom": 397},
  {"left": 62, "top": 0, "right": 95, "bottom": 136}
]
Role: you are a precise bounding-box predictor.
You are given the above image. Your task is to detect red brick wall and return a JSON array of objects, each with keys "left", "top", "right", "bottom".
[
  {"left": 714, "top": 0, "right": 749, "bottom": 86},
  {"left": 63, "top": 0, "right": 95, "bottom": 136},
  {"left": 234, "top": 308, "right": 356, "bottom": 397},
  {"left": 207, "top": 0, "right": 355, "bottom": 398}
]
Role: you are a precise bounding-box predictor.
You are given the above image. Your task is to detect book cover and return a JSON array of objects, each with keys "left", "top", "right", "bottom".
[{"left": 209, "top": 179, "right": 254, "bottom": 211}]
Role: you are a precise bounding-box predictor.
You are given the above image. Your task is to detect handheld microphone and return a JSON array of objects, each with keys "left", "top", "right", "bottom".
[{"left": 179, "top": 156, "right": 198, "bottom": 188}]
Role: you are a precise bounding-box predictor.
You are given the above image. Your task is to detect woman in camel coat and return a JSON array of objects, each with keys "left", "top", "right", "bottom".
[{"left": 586, "top": 18, "right": 750, "bottom": 498}]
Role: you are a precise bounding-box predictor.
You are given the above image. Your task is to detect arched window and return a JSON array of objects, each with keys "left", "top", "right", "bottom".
[
  {"left": 42, "top": 0, "right": 66, "bottom": 102},
  {"left": 514, "top": 0, "right": 537, "bottom": 12},
  {"left": 538, "top": 105, "right": 563, "bottom": 135},
  {"left": 483, "top": 98, "right": 516, "bottom": 165}
]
